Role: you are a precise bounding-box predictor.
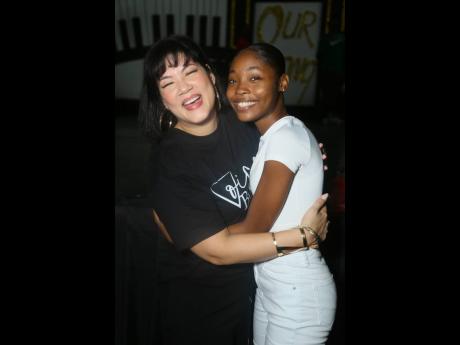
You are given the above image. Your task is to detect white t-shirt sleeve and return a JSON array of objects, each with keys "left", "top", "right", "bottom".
[{"left": 264, "top": 126, "right": 311, "bottom": 173}]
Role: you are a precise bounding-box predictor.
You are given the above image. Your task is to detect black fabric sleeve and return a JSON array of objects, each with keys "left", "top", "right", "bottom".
[{"left": 154, "top": 174, "right": 227, "bottom": 251}]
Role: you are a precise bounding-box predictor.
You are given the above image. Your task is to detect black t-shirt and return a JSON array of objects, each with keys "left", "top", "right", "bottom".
[{"left": 153, "top": 107, "right": 260, "bottom": 284}]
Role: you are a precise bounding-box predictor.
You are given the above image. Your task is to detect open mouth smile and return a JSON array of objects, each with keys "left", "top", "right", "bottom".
[{"left": 182, "top": 95, "right": 202, "bottom": 110}]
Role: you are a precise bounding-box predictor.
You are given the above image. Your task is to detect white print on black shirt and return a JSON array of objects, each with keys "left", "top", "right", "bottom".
[{"left": 210, "top": 166, "right": 251, "bottom": 210}]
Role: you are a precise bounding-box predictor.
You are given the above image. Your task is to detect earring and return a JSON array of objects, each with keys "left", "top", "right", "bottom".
[
  {"left": 159, "top": 112, "right": 164, "bottom": 129},
  {"left": 214, "top": 87, "right": 222, "bottom": 111},
  {"left": 216, "top": 92, "right": 221, "bottom": 110},
  {"left": 159, "top": 110, "right": 174, "bottom": 130}
]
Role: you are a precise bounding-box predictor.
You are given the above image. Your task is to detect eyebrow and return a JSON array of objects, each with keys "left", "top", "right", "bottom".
[
  {"left": 228, "top": 65, "right": 261, "bottom": 74},
  {"left": 160, "top": 62, "right": 197, "bottom": 81}
]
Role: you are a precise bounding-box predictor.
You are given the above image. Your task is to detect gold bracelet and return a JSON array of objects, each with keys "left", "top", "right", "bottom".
[
  {"left": 271, "top": 232, "right": 284, "bottom": 257},
  {"left": 306, "top": 226, "right": 322, "bottom": 244},
  {"left": 272, "top": 232, "right": 308, "bottom": 257},
  {"left": 299, "top": 227, "right": 308, "bottom": 248}
]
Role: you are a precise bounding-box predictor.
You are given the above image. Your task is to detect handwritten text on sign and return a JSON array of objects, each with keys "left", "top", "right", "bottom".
[{"left": 254, "top": 2, "right": 322, "bottom": 105}]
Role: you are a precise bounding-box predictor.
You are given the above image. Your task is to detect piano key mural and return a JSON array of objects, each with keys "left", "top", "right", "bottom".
[{"left": 115, "top": 0, "right": 228, "bottom": 57}]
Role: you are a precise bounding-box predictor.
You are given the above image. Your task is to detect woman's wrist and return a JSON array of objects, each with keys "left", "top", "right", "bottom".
[
  {"left": 299, "top": 225, "right": 321, "bottom": 248},
  {"left": 271, "top": 227, "right": 313, "bottom": 257}
]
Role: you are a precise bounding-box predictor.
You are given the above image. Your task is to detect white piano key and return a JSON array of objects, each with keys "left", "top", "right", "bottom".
[
  {"left": 170, "top": 0, "right": 180, "bottom": 36},
  {"left": 218, "top": 0, "right": 227, "bottom": 47},
  {"left": 159, "top": 0, "right": 167, "bottom": 39},
  {"left": 143, "top": 0, "right": 153, "bottom": 46}
]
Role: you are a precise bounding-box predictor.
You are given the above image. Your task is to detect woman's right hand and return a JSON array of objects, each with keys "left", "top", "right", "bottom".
[{"left": 300, "top": 194, "right": 329, "bottom": 248}]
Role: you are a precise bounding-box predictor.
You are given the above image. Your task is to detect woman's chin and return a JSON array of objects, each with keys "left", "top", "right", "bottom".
[{"left": 235, "top": 112, "right": 255, "bottom": 123}]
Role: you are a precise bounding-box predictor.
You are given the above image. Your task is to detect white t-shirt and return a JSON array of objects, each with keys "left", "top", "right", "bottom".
[{"left": 250, "top": 115, "right": 324, "bottom": 232}]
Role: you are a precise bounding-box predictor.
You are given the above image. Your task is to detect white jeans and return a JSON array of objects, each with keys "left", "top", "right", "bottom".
[{"left": 253, "top": 249, "right": 336, "bottom": 345}]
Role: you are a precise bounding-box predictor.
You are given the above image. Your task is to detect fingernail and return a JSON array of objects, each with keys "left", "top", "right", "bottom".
[{"left": 321, "top": 193, "right": 329, "bottom": 200}]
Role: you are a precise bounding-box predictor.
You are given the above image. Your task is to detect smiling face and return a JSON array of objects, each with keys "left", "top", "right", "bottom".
[
  {"left": 158, "top": 54, "right": 218, "bottom": 135},
  {"left": 226, "top": 49, "right": 288, "bottom": 133}
]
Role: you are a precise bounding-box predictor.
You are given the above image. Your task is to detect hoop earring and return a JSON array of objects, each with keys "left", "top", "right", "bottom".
[
  {"left": 215, "top": 88, "right": 222, "bottom": 111},
  {"left": 159, "top": 110, "right": 174, "bottom": 130},
  {"left": 159, "top": 112, "right": 165, "bottom": 129}
]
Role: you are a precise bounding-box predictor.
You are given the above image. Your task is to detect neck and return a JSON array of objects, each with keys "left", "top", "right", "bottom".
[
  {"left": 174, "top": 110, "right": 218, "bottom": 136},
  {"left": 255, "top": 103, "right": 287, "bottom": 135}
]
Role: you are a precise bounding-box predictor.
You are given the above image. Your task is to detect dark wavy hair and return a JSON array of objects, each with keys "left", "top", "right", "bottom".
[{"left": 138, "top": 35, "right": 228, "bottom": 141}]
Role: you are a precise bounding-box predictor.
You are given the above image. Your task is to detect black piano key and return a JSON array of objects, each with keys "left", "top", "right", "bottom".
[
  {"left": 119, "top": 19, "right": 130, "bottom": 50},
  {"left": 132, "top": 17, "right": 143, "bottom": 49},
  {"left": 199, "top": 16, "right": 207, "bottom": 46},
  {"left": 212, "top": 17, "right": 221, "bottom": 47},
  {"left": 152, "top": 14, "right": 160, "bottom": 42},
  {"left": 166, "top": 14, "right": 174, "bottom": 37},
  {"left": 186, "top": 15, "right": 194, "bottom": 39}
]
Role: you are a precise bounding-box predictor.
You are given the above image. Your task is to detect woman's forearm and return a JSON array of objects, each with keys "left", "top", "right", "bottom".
[
  {"left": 192, "top": 194, "right": 328, "bottom": 265},
  {"left": 227, "top": 161, "right": 295, "bottom": 235},
  {"left": 191, "top": 227, "right": 310, "bottom": 265}
]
